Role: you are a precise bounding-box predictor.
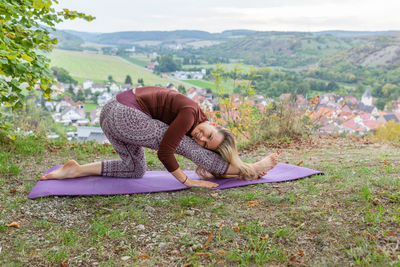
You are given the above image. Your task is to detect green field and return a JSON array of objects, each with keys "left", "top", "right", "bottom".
[
  {"left": 49, "top": 49, "right": 177, "bottom": 87},
  {"left": 84, "top": 103, "right": 98, "bottom": 113},
  {"left": 182, "top": 63, "right": 252, "bottom": 73},
  {"left": 184, "top": 79, "right": 234, "bottom": 94},
  {"left": 120, "top": 55, "right": 151, "bottom": 68}
]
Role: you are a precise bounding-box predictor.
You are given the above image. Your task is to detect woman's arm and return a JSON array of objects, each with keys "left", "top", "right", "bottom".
[{"left": 171, "top": 168, "right": 218, "bottom": 188}]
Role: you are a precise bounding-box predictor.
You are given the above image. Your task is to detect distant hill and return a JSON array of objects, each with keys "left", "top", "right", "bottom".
[
  {"left": 51, "top": 29, "right": 85, "bottom": 51},
  {"left": 319, "top": 34, "right": 400, "bottom": 68},
  {"left": 314, "top": 30, "right": 400, "bottom": 37},
  {"left": 56, "top": 28, "right": 400, "bottom": 69},
  {"left": 59, "top": 29, "right": 258, "bottom": 45},
  {"left": 196, "top": 31, "right": 360, "bottom": 67}
]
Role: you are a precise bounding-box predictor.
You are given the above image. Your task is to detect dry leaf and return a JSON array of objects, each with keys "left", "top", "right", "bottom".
[
  {"left": 232, "top": 225, "right": 240, "bottom": 232},
  {"left": 61, "top": 260, "right": 68, "bottom": 267},
  {"left": 204, "top": 232, "right": 213, "bottom": 248},
  {"left": 383, "top": 160, "right": 387, "bottom": 165},
  {"left": 9, "top": 189, "right": 17, "bottom": 193},
  {"left": 133, "top": 253, "right": 150, "bottom": 259},
  {"left": 364, "top": 233, "right": 376, "bottom": 241},
  {"left": 298, "top": 249, "right": 304, "bottom": 256},
  {"left": 114, "top": 248, "right": 126, "bottom": 254},
  {"left": 6, "top": 222, "right": 20, "bottom": 228},
  {"left": 296, "top": 160, "right": 303, "bottom": 166},
  {"left": 197, "top": 231, "right": 210, "bottom": 235},
  {"left": 195, "top": 252, "right": 209, "bottom": 257},
  {"left": 217, "top": 250, "right": 228, "bottom": 255},
  {"left": 247, "top": 201, "right": 259, "bottom": 206}
]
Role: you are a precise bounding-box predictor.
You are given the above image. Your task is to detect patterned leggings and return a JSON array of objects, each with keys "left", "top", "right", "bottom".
[{"left": 99, "top": 100, "right": 229, "bottom": 178}]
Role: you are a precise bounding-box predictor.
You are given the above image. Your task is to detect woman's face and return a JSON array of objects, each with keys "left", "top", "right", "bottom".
[{"left": 191, "top": 122, "right": 224, "bottom": 150}]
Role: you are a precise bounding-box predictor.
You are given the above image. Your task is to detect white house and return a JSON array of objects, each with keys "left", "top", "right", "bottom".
[
  {"left": 55, "top": 96, "right": 75, "bottom": 112},
  {"left": 109, "top": 83, "right": 120, "bottom": 93},
  {"left": 361, "top": 89, "right": 373, "bottom": 106},
  {"left": 77, "top": 126, "right": 108, "bottom": 144},
  {"left": 97, "top": 92, "right": 113, "bottom": 106},
  {"left": 60, "top": 107, "right": 86, "bottom": 125},
  {"left": 83, "top": 80, "right": 94, "bottom": 90},
  {"left": 91, "top": 83, "right": 107, "bottom": 94}
]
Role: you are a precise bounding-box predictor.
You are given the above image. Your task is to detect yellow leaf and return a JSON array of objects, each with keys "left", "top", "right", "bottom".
[
  {"left": 247, "top": 201, "right": 259, "bottom": 206},
  {"left": 21, "top": 54, "right": 34, "bottom": 62},
  {"left": 6, "top": 222, "right": 20, "bottom": 228}
]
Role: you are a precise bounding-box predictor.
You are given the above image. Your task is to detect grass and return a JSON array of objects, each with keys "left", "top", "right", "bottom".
[
  {"left": 49, "top": 49, "right": 177, "bottom": 86},
  {"left": 120, "top": 55, "right": 150, "bottom": 68},
  {"left": 184, "top": 79, "right": 234, "bottom": 94},
  {"left": 1, "top": 134, "right": 400, "bottom": 265},
  {"left": 84, "top": 103, "right": 98, "bottom": 113}
]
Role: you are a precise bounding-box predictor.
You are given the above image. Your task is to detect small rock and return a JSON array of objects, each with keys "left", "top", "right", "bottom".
[
  {"left": 121, "top": 256, "right": 131, "bottom": 261},
  {"left": 159, "top": 242, "right": 167, "bottom": 249},
  {"left": 186, "top": 210, "right": 195, "bottom": 216},
  {"left": 136, "top": 224, "right": 145, "bottom": 231},
  {"left": 51, "top": 246, "right": 59, "bottom": 251},
  {"left": 144, "top": 205, "right": 155, "bottom": 212}
]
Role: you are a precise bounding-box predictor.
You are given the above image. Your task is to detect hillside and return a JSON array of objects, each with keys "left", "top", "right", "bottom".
[
  {"left": 320, "top": 34, "right": 400, "bottom": 68},
  {"left": 196, "top": 32, "right": 364, "bottom": 67},
  {"left": 49, "top": 49, "right": 176, "bottom": 86}
]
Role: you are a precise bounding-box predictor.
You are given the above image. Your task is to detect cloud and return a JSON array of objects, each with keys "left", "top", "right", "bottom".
[{"left": 55, "top": 0, "right": 400, "bottom": 32}]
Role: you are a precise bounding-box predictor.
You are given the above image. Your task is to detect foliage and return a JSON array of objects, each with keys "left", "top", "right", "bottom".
[
  {"left": 2, "top": 92, "right": 66, "bottom": 138},
  {"left": 51, "top": 66, "right": 77, "bottom": 84},
  {"left": 208, "top": 65, "right": 313, "bottom": 148},
  {"left": 375, "top": 121, "right": 400, "bottom": 144},
  {"left": 0, "top": 0, "right": 94, "bottom": 110},
  {"left": 154, "top": 54, "right": 181, "bottom": 73},
  {"left": 124, "top": 75, "right": 132, "bottom": 85}
]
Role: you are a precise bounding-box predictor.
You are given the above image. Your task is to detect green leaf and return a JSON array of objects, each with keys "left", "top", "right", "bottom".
[{"left": 21, "top": 53, "right": 34, "bottom": 62}]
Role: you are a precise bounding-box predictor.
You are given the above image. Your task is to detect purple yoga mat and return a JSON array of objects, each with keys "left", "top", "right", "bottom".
[{"left": 28, "top": 163, "right": 323, "bottom": 199}]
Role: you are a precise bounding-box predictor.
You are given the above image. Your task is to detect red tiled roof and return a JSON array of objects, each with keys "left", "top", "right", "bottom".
[{"left": 363, "top": 120, "right": 379, "bottom": 130}]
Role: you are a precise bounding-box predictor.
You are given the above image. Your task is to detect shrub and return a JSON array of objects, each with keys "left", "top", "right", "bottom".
[{"left": 375, "top": 121, "right": 400, "bottom": 144}]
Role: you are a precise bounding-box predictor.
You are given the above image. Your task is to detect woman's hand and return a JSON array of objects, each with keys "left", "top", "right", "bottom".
[{"left": 185, "top": 179, "right": 218, "bottom": 188}]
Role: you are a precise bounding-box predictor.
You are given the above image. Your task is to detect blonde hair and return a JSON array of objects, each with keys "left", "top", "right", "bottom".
[{"left": 195, "top": 126, "right": 257, "bottom": 180}]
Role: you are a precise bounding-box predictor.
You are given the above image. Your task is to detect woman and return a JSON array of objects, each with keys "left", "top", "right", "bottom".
[{"left": 41, "top": 86, "right": 278, "bottom": 188}]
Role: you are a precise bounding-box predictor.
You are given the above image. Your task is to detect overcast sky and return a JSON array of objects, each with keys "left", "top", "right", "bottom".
[{"left": 55, "top": 0, "right": 400, "bottom": 33}]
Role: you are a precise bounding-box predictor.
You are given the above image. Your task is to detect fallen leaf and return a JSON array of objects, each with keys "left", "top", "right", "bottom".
[
  {"left": 371, "top": 198, "right": 380, "bottom": 206},
  {"left": 61, "top": 260, "right": 68, "bottom": 267},
  {"left": 114, "top": 248, "right": 126, "bottom": 254},
  {"left": 383, "top": 160, "right": 387, "bottom": 165},
  {"left": 298, "top": 249, "right": 304, "bottom": 256},
  {"left": 216, "top": 250, "right": 228, "bottom": 255},
  {"left": 197, "top": 231, "right": 210, "bottom": 235},
  {"left": 6, "top": 222, "right": 20, "bottom": 228},
  {"left": 232, "top": 225, "right": 240, "bottom": 232},
  {"left": 364, "top": 233, "right": 376, "bottom": 241},
  {"left": 260, "top": 234, "right": 269, "bottom": 240},
  {"left": 296, "top": 160, "right": 303, "bottom": 166},
  {"left": 204, "top": 232, "right": 213, "bottom": 248},
  {"left": 133, "top": 253, "right": 150, "bottom": 259},
  {"left": 247, "top": 201, "right": 259, "bottom": 206},
  {"left": 288, "top": 253, "right": 297, "bottom": 265},
  {"left": 9, "top": 189, "right": 17, "bottom": 194},
  {"left": 195, "top": 252, "right": 209, "bottom": 257}
]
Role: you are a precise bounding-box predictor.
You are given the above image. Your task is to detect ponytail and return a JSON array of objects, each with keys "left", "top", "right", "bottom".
[{"left": 196, "top": 126, "right": 257, "bottom": 180}]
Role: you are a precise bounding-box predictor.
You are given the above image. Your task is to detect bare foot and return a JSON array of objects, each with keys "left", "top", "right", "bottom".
[
  {"left": 253, "top": 153, "right": 279, "bottom": 177},
  {"left": 40, "top": 160, "right": 80, "bottom": 180}
]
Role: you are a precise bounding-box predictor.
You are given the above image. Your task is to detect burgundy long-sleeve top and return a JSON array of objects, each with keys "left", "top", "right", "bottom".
[{"left": 116, "top": 86, "right": 208, "bottom": 172}]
